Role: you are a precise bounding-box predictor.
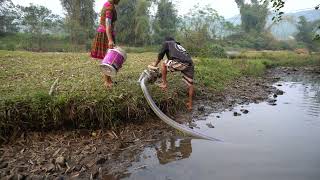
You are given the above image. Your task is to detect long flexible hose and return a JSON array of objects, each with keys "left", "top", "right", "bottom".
[{"left": 138, "top": 70, "right": 222, "bottom": 142}]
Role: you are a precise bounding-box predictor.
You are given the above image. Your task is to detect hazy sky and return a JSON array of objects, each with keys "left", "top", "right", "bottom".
[{"left": 11, "top": 0, "right": 319, "bottom": 18}]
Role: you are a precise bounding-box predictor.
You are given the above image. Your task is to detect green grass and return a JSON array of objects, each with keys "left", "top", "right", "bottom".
[
  {"left": 0, "top": 50, "right": 319, "bottom": 142},
  {"left": 0, "top": 50, "right": 188, "bottom": 141}
]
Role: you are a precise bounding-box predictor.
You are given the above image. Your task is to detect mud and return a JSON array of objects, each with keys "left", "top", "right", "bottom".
[
  {"left": 0, "top": 121, "right": 174, "bottom": 179},
  {"left": 1, "top": 67, "right": 318, "bottom": 179}
]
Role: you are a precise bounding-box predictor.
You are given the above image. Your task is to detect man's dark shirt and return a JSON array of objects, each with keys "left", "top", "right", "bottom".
[{"left": 158, "top": 40, "right": 193, "bottom": 65}]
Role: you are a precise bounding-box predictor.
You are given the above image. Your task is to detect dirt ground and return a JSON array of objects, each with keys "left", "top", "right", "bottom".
[{"left": 1, "top": 67, "right": 317, "bottom": 180}]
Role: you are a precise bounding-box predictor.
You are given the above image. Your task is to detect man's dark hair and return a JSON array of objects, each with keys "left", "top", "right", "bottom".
[
  {"left": 164, "top": 36, "right": 181, "bottom": 45},
  {"left": 164, "top": 37, "right": 175, "bottom": 41}
]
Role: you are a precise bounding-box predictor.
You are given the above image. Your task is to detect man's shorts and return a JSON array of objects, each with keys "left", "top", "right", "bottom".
[{"left": 164, "top": 59, "right": 194, "bottom": 86}]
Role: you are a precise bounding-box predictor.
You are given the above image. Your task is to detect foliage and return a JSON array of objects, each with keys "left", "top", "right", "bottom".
[
  {"left": 0, "top": 0, "right": 19, "bottom": 34},
  {"left": 177, "top": 5, "right": 228, "bottom": 57},
  {"left": 115, "top": 0, "right": 137, "bottom": 45},
  {"left": 225, "top": 31, "right": 288, "bottom": 50},
  {"left": 180, "top": 5, "right": 227, "bottom": 38},
  {"left": 60, "top": 0, "right": 96, "bottom": 45},
  {"left": 153, "top": 0, "right": 178, "bottom": 44},
  {"left": 20, "top": 4, "right": 62, "bottom": 51},
  {"left": 265, "top": 0, "right": 285, "bottom": 22},
  {"left": 0, "top": 0, "right": 318, "bottom": 52},
  {"left": 134, "top": 0, "right": 152, "bottom": 46},
  {"left": 116, "top": 0, "right": 151, "bottom": 46},
  {"left": 235, "top": 0, "right": 269, "bottom": 33},
  {"left": 295, "top": 16, "right": 320, "bottom": 51}
]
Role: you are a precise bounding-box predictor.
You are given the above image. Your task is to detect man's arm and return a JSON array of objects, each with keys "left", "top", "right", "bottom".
[{"left": 153, "top": 42, "right": 168, "bottom": 66}]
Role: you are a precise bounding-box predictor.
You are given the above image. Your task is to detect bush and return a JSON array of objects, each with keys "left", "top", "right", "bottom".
[
  {"left": 225, "top": 32, "right": 298, "bottom": 51},
  {"left": 177, "top": 32, "right": 226, "bottom": 58},
  {"left": 199, "top": 44, "right": 226, "bottom": 58}
]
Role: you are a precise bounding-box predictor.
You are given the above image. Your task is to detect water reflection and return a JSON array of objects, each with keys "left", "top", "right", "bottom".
[
  {"left": 282, "top": 73, "right": 320, "bottom": 118},
  {"left": 155, "top": 138, "right": 192, "bottom": 165}
]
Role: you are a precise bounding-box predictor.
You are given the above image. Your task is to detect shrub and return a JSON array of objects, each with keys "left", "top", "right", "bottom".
[
  {"left": 5, "top": 43, "right": 16, "bottom": 51},
  {"left": 199, "top": 44, "right": 226, "bottom": 58}
]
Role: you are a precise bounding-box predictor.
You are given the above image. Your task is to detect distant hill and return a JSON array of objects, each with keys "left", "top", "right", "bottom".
[{"left": 227, "top": 10, "right": 320, "bottom": 40}]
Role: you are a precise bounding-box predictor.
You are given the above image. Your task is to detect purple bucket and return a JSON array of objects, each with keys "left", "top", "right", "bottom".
[{"left": 100, "top": 47, "right": 127, "bottom": 77}]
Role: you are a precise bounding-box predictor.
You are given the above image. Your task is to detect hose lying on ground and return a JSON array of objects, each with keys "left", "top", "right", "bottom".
[{"left": 138, "top": 69, "right": 222, "bottom": 142}]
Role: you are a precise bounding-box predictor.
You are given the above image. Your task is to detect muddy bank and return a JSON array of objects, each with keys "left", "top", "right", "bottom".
[
  {"left": 1, "top": 67, "right": 318, "bottom": 179},
  {"left": 0, "top": 121, "right": 175, "bottom": 180}
]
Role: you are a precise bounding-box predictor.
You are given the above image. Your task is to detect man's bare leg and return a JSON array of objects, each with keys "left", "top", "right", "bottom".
[
  {"left": 159, "top": 63, "right": 168, "bottom": 91},
  {"left": 186, "top": 84, "right": 194, "bottom": 111}
]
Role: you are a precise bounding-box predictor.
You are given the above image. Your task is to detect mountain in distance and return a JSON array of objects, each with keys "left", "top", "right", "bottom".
[{"left": 227, "top": 10, "right": 320, "bottom": 40}]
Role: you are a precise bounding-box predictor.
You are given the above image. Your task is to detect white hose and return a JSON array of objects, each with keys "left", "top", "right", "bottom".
[{"left": 138, "top": 70, "right": 222, "bottom": 142}]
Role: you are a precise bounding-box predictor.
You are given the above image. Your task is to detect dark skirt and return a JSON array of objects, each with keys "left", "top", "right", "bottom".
[{"left": 90, "top": 32, "right": 109, "bottom": 60}]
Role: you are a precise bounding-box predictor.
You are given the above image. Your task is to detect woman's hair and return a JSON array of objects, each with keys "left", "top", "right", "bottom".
[{"left": 110, "top": 0, "right": 120, "bottom": 4}]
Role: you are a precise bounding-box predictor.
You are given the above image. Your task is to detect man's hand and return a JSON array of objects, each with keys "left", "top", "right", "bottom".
[
  {"left": 108, "top": 41, "right": 115, "bottom": 49},
  {"left": 148, "top": 63, "right": 159, "bottom": 70}
]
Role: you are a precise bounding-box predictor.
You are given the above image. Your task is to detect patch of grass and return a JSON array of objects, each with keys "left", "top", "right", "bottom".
[
  {"left": 122, "top": 46, "right": 158, "bottom": 53},
  {"left": 238, "top": 50, "right": 320, "bottom": 66},
  {"left": 0, "top": 50, "right": 187, "bottom": 141},
  {"left": 0, "top": 50, "right": 319, "bottom": 142},
  {"left": 240, "top": 60, "right": 267, "bottom": 76},
  {"left": 196, "top": 58, "right": 241, "bottom": 91}
]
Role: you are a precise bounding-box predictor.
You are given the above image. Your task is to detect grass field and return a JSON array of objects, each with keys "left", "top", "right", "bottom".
[{"left": 0, "top": 50, "right": 319, "bottom": 141}]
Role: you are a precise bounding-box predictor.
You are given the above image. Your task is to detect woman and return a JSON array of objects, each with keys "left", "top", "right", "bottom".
[{"left": 90, "top": 0, "right": 120, "bottom": 88}]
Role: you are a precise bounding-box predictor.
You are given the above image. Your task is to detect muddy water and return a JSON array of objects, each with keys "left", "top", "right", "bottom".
[{"left": 122, "top": 73, "right": 320, "bottom": 180}]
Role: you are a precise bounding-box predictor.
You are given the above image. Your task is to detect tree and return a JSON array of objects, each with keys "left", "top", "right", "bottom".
[
  {"left": 116, "top": 0, "right": 152, "bottom": 46},
  {"left": 177, "top": 5, "right": 228, "bottom": 57},
  {"left": 235, "top": 0, "right": 269, "bottom": 33},
  {"left": 21, "top": 4, "right": 61, "bottom": 51},
  {"left": 153, "top": 0, "right": 178, "bottom": 44},
  {"left": 134, "top": 0, "right": 151, "bottom": 46},
  {"left": 179, "top": 5, "right": 228, "bottom": 43},
  {"left": 115, "top": 0, "right": 137, "bottom": 45},
  {"left": 60, "top": 0, "right": 96, "bottom": 45},
  {"left": 295, "top": 16, "right": 319, "bottom": 50},
  {"left": 0, "top": 0, "right": 19, "bottom": 34}
]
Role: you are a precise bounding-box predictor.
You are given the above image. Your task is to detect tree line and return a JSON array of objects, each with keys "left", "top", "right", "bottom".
[{"left": 0, "top": 0, "right": 319, "bottom": 54}]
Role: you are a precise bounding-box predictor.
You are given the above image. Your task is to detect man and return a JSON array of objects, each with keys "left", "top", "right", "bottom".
[{"left": 150, "top": 37, "right": 195, "bottom": 111}]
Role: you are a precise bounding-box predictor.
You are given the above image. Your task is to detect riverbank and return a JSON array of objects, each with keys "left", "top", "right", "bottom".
[{"left": 0, "top": 50, "right": 319, "bottom": 143}]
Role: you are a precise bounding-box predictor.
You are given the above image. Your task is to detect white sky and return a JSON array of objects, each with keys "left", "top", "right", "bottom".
[{"left": 11, "top": 0, "right": 319, "bottom": 18}]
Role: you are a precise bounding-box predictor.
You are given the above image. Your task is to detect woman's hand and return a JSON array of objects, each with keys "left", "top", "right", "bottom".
[{"left": 108, "top": 41, "right": 115, "bottom": 49}]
